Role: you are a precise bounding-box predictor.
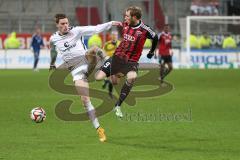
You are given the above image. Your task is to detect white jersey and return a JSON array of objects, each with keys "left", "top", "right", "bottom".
[{"left": 50, "top": 22, "right": 113, "bottom": 62}]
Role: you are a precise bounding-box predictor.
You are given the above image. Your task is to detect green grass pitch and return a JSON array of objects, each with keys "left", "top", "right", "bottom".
[{"left": 0, "top": 69, "right": 240, "bottom": 160}]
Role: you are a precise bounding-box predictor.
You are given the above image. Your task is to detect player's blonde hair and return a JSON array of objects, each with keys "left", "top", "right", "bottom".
[{"left": 126, "top": 6, "right": 142, "bottom": 20}]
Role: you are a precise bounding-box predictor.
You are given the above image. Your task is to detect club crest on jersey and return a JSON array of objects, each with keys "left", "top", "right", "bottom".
[
  {"left": 124, "top": 34, "right": 135, "bottom": 41},
  {"left": 136, "top": 31, "right": 142, "bottom": 36}
]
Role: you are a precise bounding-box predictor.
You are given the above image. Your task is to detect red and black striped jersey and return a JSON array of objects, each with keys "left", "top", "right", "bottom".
[
  {"left": 158, "top": 32, "right": 172, "bottom": 56},
  {"left": 115, "top": 21, "right": 157, "bottom": 62}
]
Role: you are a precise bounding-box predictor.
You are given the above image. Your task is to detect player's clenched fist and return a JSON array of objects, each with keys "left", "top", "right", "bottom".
[{"left": 111, "top": 21, "right": 123, "bottom": 27}]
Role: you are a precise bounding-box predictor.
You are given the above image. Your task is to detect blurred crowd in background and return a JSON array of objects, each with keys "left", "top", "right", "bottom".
[
  {"left": 2, "top": 30, "right": 239, "bottom": 50},
  {"left": 190, "top": 0, "right": 219, "bottom": 15}
]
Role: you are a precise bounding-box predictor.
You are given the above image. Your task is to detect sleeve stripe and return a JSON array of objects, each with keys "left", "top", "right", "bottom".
[
  {"left": 81, "top": 36, "right": 87, "bottom": 50},
  {"left": 141, "top": 23, "right": 156, "bottom": 37},
  {"left": 158, "top": 33, "right": 162, "bottom": 39}
]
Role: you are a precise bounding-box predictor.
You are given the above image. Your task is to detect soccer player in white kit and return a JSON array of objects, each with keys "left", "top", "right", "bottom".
[{"left": 49, "top": 14, "right": 121, "bottom": 142}]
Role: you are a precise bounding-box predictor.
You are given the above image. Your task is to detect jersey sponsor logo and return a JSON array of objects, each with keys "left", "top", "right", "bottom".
[
  {"left": 62, "top": 42, "right": 77, "bottom": 52},
  {"left": 124, "top": 34, "right": 135, "bottom": 41},
  {"left": 161, "top": 34, "right": 172, "bottom": 45},
  {"left": 64, "top": 42, "right": 69, "bottom": 47},
  {"left": 165, "top": 39, "right": 171, "bottom": 44}
]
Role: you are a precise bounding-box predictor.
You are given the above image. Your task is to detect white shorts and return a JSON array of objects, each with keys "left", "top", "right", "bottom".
[
  {"left": 61, "top": 55, "right": 89, "bottom": 82},
  {"left": 71, "top": 64, "right": 88, "bottom": 81}
]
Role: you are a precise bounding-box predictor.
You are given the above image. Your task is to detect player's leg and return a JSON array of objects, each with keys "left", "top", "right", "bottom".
[
  {"left": 102, "top": 78, "right": 109, "bottom": 89},
  {"left": 74, "top": 79, "right": 97, "bottom": 128},
  {"left": 114, "top": 71, "right": 137, "bottom": 118},
  {"left": 164, "top": 62, "right": 173, "bottom": 77},
  {"left": 95, "top": 70, "right": 107, "bottom": 81},
  {"left": 167, "top": 62, "right": 173, "bottom": 74},
  {"left": 161, "top": 56, "right": 173, "bottom": 80},
  {"left": 70, "top": 59, "right": 106, "bottom": 142},
  {"left": 109, "top": 74, "right": 121, "bottom": 85},
  {"left": 95, "top": 57, "right": 112, "bottom": 81},
  {"left": 33, "top": 50, "right": 40, "bottom": 70},
  {"left": 90, "top": 45, "right": 106, "bottom": 59},
  {"left": 159, "top": 56, "right": 165, "bottom": 81},
  {"left": 74, "top": 79, "right": 106, "bottom": 142},
  {"left": 102, "top": 78, "right": 113, "bottom": 98},
  {"left": 107, "top": 80, "right": 113, "bottom": 98},
  {"left": 85, "top": 45, "right": 107, "bottom": 77},
  {"left": 85, "top": 47, "right": 98, "bottom": 76}
]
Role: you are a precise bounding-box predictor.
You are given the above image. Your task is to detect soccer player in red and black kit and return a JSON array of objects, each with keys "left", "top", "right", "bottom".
[
  {"left": 95, "top": 6, "right": 158, "bottom": 118},
  {"left": 156, "top": 24, "right": 173, "bottom": 83}
]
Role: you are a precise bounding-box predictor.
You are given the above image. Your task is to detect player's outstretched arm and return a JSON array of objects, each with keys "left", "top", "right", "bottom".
[
  {"left": 75, "top": 21, "right": 122, "bottom": 36},
  {"left": 111, "top": 21, "right": 122, "bottom": 27}
]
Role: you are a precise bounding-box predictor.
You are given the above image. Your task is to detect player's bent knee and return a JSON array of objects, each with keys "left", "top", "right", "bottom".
[
  {"left": 127, "top": 71, "right": 137, "bottom": 80},
  {"left": 95, "top": 71, "right": 106, "bottom": 81}
]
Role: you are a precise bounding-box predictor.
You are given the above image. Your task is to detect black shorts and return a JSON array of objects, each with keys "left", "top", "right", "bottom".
[
  {"left": 101, "top": 56, "right": 138, "bottom": 77},
  {"left": 159, "top": 55, "right": 172, "bottom": 64}
]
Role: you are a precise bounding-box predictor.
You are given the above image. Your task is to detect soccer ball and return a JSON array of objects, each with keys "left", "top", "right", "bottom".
[{"left": 30, "top": 107, "right": 46, "bottom": 123}]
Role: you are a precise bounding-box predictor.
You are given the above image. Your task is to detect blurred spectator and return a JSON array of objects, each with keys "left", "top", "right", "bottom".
[
  {"left": 189, "top": 34, "right": 201, "bottom": 49},
  {"left": 171, "top": 35, "right": 181, "bottom": 49},
  {"left": 144, "top": 39, "right": 152, "bottom": 48},
  {"left": 190, "top": 0, "right": 219, "bottom": 16},
  {"left": 102, "top": 30, "right": 120, "bottom": 98},
  {"left": 103, "top": 30, "right": 120, "bottom": 57},
  {"left": 198, "top": 32, "right": 211, "bottom": 49},
  {"left": 4, "top": 32, "right": 21, "bottom": 49},
  {"left": 222, "top": 34, "right": 237, "bottom": 49},
  {"left": 211, "top": 6, "right": 219, "bottom": 15},
  {"left": 31, "top": 28, "right": 44, "bottom": 71},
  {"left": 190, "top": 1, "right": 199, "bottom": 15},
  {"left": 88, "top": 34, "right": 102, "bottom": 48}
]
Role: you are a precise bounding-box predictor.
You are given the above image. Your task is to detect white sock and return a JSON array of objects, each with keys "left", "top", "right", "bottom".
[{"left": 85, "top": 101, "right": 100, "bottom": 129}]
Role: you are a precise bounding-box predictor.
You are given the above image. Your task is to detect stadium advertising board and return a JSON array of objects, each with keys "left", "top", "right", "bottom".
[{"left": 0, "top": 49, "right": 239, "bottom": 69}]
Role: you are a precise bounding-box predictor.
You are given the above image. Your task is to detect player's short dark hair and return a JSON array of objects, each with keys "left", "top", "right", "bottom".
[
  {"left": 55, "top": 14, "right": 67, "bottom": 23},
  {"left": 126, "top": 6, "right": 142, "bottom": 19}
]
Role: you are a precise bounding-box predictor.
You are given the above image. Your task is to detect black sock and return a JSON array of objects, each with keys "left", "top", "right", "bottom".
[
  {"left": 102, "top": 79, "right": 109, "bottom": 88},
  {"left": 108, "top": 81, "right": 113, "bottom": 93},
  {"left": 115, "top": 81, "right": 133, "bottom": 107}
]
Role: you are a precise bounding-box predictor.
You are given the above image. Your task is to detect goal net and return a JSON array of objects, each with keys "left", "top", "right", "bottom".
[{"left": 179, "top": 16, "right": 240, "bottom": 69}]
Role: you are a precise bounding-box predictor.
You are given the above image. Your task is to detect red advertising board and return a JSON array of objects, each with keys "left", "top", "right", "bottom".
[{"left": 0, "top": 33, "right": 51, "bottom": 49}]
